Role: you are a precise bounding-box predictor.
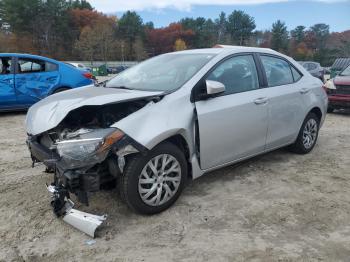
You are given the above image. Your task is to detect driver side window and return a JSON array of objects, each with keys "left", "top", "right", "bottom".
[
  {"left": 0, "top": 57, "right": 12, "bottom": 75},
  {"left": 207, "top": 55, "right": 259, "bottom": 95}
]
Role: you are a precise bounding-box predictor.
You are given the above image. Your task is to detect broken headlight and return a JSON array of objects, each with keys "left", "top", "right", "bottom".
[
  {"left": 323, "top": 80, "right": 336, "bottom": 95},
  {"left": 56, "top": 129, "right": 124, "bottom": 168}
]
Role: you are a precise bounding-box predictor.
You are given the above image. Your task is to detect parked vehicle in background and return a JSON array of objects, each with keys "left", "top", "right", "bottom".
[
  {"left": 107, "top": 65, "right": 129, "bottom": 74},
  {"left": 324, "top": 64, "right": 350, "bottom": 112},
  {"left": 26, "top": 46, "right": 327, "bottom": 234},
  {"left": 0, "top": 54, "right": 94, "bottom": 111},
  {"left": 299, "top": 61, "right": 325, "bottom": 81},
  {"left": 67, "top": 62, "right": 92, "bottom": 72},
  {"left": 330, "top": 58, "right": 350, "bottom": 78}
]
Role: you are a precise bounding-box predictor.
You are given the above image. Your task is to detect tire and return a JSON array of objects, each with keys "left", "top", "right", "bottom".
[
  {"left": 119, "top": 142, "right": 187, "bottom": 214},
  {"left": 327, "top": 107, "right": 334, "bottom": 113},
  {"left": 53, "top": 87, "right": 70, "bottom": 94},
  {"left": 289, "top": 112, "right": 320, "bottom": 154}
]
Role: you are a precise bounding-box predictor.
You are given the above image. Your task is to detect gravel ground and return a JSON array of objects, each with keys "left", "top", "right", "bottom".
[{"left": 0, "top": 111, "right": 349, "bottom": 262}]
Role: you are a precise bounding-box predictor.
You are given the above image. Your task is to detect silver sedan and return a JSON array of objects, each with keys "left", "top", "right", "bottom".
[{"left": 26, "top": 46, "right": 328, "bottom": 217}]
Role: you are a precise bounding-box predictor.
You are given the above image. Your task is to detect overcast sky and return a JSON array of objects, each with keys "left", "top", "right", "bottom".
[{"left": 89, "top": 0, "right": 350, "bottom": 31}]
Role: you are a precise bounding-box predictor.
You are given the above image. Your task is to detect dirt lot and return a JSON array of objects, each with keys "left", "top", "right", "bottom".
[{"left": 0, "top": 112, "right": 349, "bottom": 262}]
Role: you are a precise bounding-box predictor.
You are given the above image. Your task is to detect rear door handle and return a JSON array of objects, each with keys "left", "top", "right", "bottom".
[
  {"left": 46, "top": 76, "right": 57, "bottom": 81},
  {"left": 300, "top": 88, "right": 310, "bottom": 94},
  {"left": 254, "top": 97, "right": 268, "bottom": 105},
  {"left": 0, "top": 78, "right": 13, "bottom": 85}
]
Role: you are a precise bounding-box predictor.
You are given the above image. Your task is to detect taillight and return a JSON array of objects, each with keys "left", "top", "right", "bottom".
[{"left": 83, "top": 72, "right": 93, "bottom": 79}]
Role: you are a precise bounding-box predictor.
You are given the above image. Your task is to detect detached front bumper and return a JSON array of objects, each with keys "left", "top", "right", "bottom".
[{"left": 47, "top": 184, "right": 106, "bottom": 237}]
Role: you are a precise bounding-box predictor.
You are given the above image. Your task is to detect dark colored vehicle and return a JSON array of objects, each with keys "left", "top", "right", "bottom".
[
  {"left": 299, "top": 61, "right": 325, "bottom": 81},
  {"left": 0, "top": 53, "right": 94, "bottom": 111},
  {"left": 324, "top": 64, "right": 350, "bottom": 112},
  {"left": 107, "top": 65, "right": 128, "bottom": 74}
]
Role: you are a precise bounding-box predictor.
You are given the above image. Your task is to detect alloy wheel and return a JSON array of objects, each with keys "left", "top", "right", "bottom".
[
  {"left": 302, "top": 118, "right": 318, "bottom": 149},
  {"left": 138, "top": 154, "right": 181, "bottom": 206}
]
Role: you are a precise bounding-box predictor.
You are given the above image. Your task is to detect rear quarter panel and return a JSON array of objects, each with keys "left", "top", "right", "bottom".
[
  {"left": 287, "top": 58, "right": 327, "bottom": 124},
  {"left": 57, "top": 63, "right": 93, "bottom": 91},
  {"left": 302, "top": 75, "right": 328, "bottom": 127}
]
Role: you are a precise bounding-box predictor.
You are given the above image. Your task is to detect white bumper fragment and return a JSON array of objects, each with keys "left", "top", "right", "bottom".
[
  {"left": 63, "top": 203, "right": 107, "bottom": 238},
  {"left": 47, "top": 185, "right": 107, "bottom": 238}
]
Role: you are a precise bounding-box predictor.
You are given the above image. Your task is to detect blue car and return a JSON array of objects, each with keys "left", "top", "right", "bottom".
[{"left": 0, "top": 53, "right": 94, "bottom": 111}]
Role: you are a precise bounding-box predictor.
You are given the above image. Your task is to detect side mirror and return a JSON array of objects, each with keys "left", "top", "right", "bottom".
[{"left": 206, "top": 80, "right": 225, "bottom": 95}]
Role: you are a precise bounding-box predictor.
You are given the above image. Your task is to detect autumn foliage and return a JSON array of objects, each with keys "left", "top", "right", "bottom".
[
  {"left": 146, "top": 23, "right": 194, "bottom": 55},
  {"left": 0, "top": 0, "right": 349, "bottom": 66},
  {"left": 69, "top": 9, "right": 112, "bottom": 31}
]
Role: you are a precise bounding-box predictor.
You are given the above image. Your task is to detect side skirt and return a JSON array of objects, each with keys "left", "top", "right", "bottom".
[{"left": 191, "top": 141, "right": 294, "bottom": 180}]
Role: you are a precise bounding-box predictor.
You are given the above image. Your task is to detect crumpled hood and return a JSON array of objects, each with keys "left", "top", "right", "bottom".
[{"left": 25, "top": 85, "right": 163, "bottom": 135}]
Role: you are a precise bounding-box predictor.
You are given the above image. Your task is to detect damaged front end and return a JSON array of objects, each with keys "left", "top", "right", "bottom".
[{"left": 27, "top": 99, "right": 155, "bottom": 236}]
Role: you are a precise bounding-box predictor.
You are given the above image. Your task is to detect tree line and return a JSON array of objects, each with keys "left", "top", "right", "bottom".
[{"left": 0, "top": 0, "right": 349, "bottom": 66}]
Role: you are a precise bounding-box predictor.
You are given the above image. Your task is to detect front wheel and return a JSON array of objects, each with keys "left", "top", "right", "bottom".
[
  {"left": 288, "top": 112, "right": 320, "bottom": 154},
  {"left": 119, "top": 142, "right": 187, "bottom": 214}
]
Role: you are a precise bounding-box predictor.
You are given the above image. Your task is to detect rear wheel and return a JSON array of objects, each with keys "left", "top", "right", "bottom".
[
  {"left": 119, "top": 142, "right": 187, "bottom": 214},
  {"left": 289, "top": 112, "right": 320, "bottom": 154}
]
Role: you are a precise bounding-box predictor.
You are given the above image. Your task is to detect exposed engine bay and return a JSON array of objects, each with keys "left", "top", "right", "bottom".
[{"left": 46, "top": 100, "right": 151, "bottom": 143}]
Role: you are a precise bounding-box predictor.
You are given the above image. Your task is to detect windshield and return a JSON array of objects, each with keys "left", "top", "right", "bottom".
[
  {"left": 340, "top": 65, "right": 350, "bottom": 76},
  {"left": 106, "top": 53, "right": 215, "bottom": 92}
]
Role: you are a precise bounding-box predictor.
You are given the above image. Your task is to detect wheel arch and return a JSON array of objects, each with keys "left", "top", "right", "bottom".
[
  {"left": 155, "top": 134, "right": 193, "bottom": 179},
  {"left": 51, "top": 86, "right": 72, "bottom": 95},
  {"left": 309, "top": 107, "right": 322, "bottom": 122}
]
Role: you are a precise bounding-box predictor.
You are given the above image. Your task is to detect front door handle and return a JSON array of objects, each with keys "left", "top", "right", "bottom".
[
  {"left": 300, "top": 88, "right": 310, "bottom": 94},
  {"left": 254, "top": 97, "right": 268, "bottom": 105}
]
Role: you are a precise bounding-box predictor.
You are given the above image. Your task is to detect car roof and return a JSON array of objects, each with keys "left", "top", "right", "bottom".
[
  {"left": 0, "top": 53, "right": 59, "bottom": 64},
  {"left": 170, "top": 46, "right": 288, "bottom": 60},
  {"left": 171, "top": 46, "right": 279, "bottom": 55}
]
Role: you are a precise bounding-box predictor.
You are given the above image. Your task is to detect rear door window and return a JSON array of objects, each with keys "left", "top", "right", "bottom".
[
  {"left": 260, "top": 55, "right": 294, "bottom": 87},
  {"left": 17, "top": 58, "right": 58, "bottom": 74}
]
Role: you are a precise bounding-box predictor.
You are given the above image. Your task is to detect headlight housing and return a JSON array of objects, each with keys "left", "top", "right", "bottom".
[
  {"left": 323, "top": 80, "right": 336, "bottom": 95},
  {"left": 57, "top": 129, "right": 124, "bottom": 169}
]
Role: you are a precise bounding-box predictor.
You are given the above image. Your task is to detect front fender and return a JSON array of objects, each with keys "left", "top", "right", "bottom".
[{"left": 112, "top": 91, "right": 196, "bottom": 155}]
